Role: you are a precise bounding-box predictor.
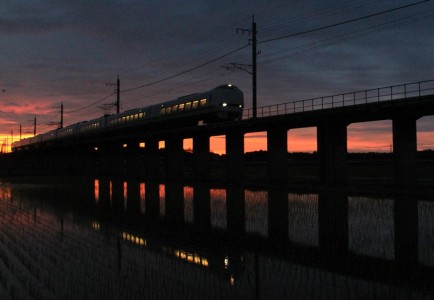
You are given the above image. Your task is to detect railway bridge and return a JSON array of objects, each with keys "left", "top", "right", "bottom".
[{"left": 4, "top": 79, "right": 434, "bottom": 186}]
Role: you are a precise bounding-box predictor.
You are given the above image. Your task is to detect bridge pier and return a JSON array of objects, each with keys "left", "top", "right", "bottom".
[
  {"left": 394, "top": 195, "right": 419, "bottom": 267},
  {"left": 317, "top": 120, "right": 347, "bottom": 185},
  {"left": 125, "top": 142, "right": 142, "bottom": 177},
  {"left": 268, "top": 188, "right": 289, "bottom": 244},
  {"left": 226, "top": 186, "right": 245, "bottom": 237},
  {"left": 165, "top": 183, "right": 184, "bottom": 225},
  {"left": 392, "top": 117, "right": 418, "bottom": 186},
  {"left": 226, "top": 130, "right": 244, "bottom": 184},
  {"left": 145, "top": 182, "right": 160, "bottom": 219},
  {"left": 165, "top": 137, "right": 184, "bottom": 181},
  {"left": 126, "top": 179, "right": 141, "bottom": 214},
  {"left": 267, "top": 127, "right": 288, "bottom": 186},
  {"left": 318, "top": 192, "right": 349, "bottom": 258},
  {"left": 193, "top": 184, "right": 211, "bottom": 229},
  {"left": 144, "top": 138, "right": 160, "bottom": 180},
  {"left": 193, "top": 134, "right": 210, "bottom": 181}
]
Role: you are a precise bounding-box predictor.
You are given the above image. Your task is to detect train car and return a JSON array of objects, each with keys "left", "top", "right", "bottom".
[
  {"left": 11, "top": 84, "right": 243, "bottom": 152},
  {"left": 106, "top": 107, "right": 150, "bottom": 130},
  {"left": 40, "top": 130, "right": 57, "bottom": 143},
  {"left": 153, "top": 84, "right": 243, "bottom": 124}
]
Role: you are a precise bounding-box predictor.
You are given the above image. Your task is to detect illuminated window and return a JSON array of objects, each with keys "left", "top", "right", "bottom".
[
  {"left": 166, "top": 107, "right": 172, "bottom": 114},
  {"left": 172, "top": 105, "right": 178, "bottom": 112},
  {"left": 160, "top": 108, "right": 166, "bottom": 115},
  {"left": 202, "top": 259, "right": 209, "bottom": 267},
  {"left": 178, "top": 103, "right": 185, "bottom": 111},
  {"left": 185, "top": 102, "right": 191, "bottom": 109},
  {"left": 139, "top": 112, "right": 144, "bottom": 118},
  {"left": 192, "top": 100, "right": 199, "bottom": 108},
  {"left": 200, "top": 98, "right": 207, "bottom": 106}
]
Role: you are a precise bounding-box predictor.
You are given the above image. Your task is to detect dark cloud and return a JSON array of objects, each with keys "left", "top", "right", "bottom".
[{"left": 0, "top": 0, "right": 433, "bottom": 139}]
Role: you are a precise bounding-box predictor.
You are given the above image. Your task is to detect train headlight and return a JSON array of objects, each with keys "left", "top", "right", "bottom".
[{"left": 222, "top": 102, "right": 228, "bottom": 107}]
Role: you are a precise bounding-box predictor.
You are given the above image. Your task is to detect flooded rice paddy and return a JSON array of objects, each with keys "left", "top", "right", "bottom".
[{"left": 0, "top": 177, "right": 433, "bottom": 299}]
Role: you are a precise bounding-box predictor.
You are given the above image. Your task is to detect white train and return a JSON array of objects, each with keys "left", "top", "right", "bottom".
[{"left": 12, "top": 84, "right": 244, "bottom": 151}]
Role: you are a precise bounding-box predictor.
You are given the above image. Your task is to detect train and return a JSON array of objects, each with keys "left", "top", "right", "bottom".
[{"left": 11, "top": 84, "right": 244, "bottom": 152}]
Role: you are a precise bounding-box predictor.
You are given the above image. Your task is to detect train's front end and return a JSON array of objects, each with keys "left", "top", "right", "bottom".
[{"left": 208, "top": 84, "right": 244, "bottom": 122}]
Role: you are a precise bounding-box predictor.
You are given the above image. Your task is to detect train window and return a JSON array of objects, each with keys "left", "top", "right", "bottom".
[
  {"left": 172, "top": 105, "right": 178, "bottom": 112},
  {"left": 178, "top": 103, "right": 185, "bottom": 111},
  {"left": 160, "top": 108, "right": 166, "bottom": 115},
  {"left": 185, "top": 102, "right": 191, "bottom": 109},
  {"left": 167, "top": 107, "right": 172, "bottom": 113},
  {"left": 200, "top": 99, "right": 207, "bottom": 106},
  {"left": 192, "top": 100, "right": 199, "bottom": 109},
  {"left": 139, "top": 113, "right": 144, "bottom": 118}
]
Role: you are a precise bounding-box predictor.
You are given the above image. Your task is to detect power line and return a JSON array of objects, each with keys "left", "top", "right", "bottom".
[
  {"left": 65, "top": 92, "right": 114, "bottom": 114},
  {"left": 259, "top": 0, "right": 431, "bottom": 44},
  {"left": 121, "top": 44, "right": 250, "bottom": 93},
  {"left": 260, "top": 9, "right": 434, "bottom": 64}
]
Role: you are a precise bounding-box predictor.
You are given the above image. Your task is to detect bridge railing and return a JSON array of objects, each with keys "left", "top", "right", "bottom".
[{"left": 242, "top": 79, "right": 434, "bottom": 119}]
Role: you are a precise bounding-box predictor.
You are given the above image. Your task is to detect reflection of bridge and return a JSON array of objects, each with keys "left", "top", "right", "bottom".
[
  {"left": 4, "top": 79, "right": 434, "bottom": 185},
  {"left": 92, "top": 179, "right": 434, "bottom": 294},
  {"left": 2, "top": 176, "right": 433, "bottom": 297}
]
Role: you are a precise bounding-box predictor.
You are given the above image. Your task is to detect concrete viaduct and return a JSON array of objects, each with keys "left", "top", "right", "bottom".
[{"left": 5, "top": 79, "right": 434, "bottom": 186}]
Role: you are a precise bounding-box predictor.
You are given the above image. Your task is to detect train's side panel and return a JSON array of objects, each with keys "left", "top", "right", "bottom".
[{"left": 11, "top": 85, "right": 244, "bottom": 151}]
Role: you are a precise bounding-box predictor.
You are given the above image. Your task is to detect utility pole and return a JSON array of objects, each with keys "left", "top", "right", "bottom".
[
  {"left": 106, "top": 75, "right": 121, "bottom": 114},
  {"left": 116, "top": 76, "right": 120, "bottom": 114},
  {"left": 252, "top": 16, "right": 257, "bottom": 119},
  {"left": 60, "top": 103, "right": 64, "bottom": 129},
  {"left": 236, "top": 15, "right": 258, "bottom": 118},
  {"left": 19, "top": 124, "right": 22, "bottom": 140}
]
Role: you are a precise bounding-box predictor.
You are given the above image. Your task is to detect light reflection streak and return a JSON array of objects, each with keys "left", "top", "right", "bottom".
[
  {"left": 94, "top": 179, "right": 99, "bottom": 204},
  {"left": 164, "top": 246, "right": 209, "bottom": 268},
  {"left": 159, "top": 184, "right": 165, "bottom": 216},
  {"left": 184, "top": 186, "right": 194, "bottom": 223},
  {"left": 288, "top": 193, "right": 318, "bottom": 246},
  {"left": 245, "top": 190, "right": 268, "bottom": 237},
  {"left": 109, "top": 181, "right": 113, "bottom": 204},
  {"left": 348, "top": 196, "right": 394, "bottom": 260},
  {"left": 123, "top": 182, "right": 127, "bottom": 210},
  {"left": 140, "top": 183, "right": 145, "bottom": 214},
  {"left": 210, "top": 189, "right": 226, "bottom": 229},
  {"left": 418, "top": 201, "right": 434, "bottom": 266},
  {"left": 121, "top": 231, "right": 146, "bottom": 247}
]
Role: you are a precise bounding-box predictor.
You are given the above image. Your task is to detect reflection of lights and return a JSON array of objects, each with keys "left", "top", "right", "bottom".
[
  {"left": 122, "top": 144, "right": 128, "bottom": 148},
  {"left": 121, "top": 231, "right": 146, "bottom": 247},
  {"left": 140, "top": 183, "right": 145, "bottom": 214},
  {"left": 230, "top": 275, "right": 235, "bottom": 286},
  {"left": 123, "top": 182, "right": 128, "bottom": 210},
  {"left": 94, "top": 147, "right": 98, "bottom": 151},
  {"left": 91, "top": 221, "right": 101, "bottom": 231},
  {"left": 224, "top": 256, "right": 229, "bottom": 269},
  {"left": 109, "top": 181, "right": 113, "bottom": 204},
  {"left": 166, "top": 247, "right": 209, "bottom": 268},
  {"left": 94, "top": 179, "right": 99, "bottom": 203}
]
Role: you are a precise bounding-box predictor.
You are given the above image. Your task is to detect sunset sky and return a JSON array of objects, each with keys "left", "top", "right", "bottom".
[{"left": 1, "top": 1, "right": 433, "bottom": 153}]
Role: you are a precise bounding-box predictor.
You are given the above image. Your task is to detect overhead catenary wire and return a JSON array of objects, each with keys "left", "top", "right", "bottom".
[
  {"left": 258, "top": 0, "right": 431, "bottom": 44},
  {"left": 260, "top": 8, "right": 434, "bottom": 64},
  {"left": 65, "top": 0, "right": 431, "bottom": 118},
  {"left": 121, "top": 44, "right": 250, "bottom": 93}
]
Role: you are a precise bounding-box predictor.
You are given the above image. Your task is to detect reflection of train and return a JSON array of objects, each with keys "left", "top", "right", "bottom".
[{"left": 12, "top": 84, "right": 244, "bottom": 151}]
